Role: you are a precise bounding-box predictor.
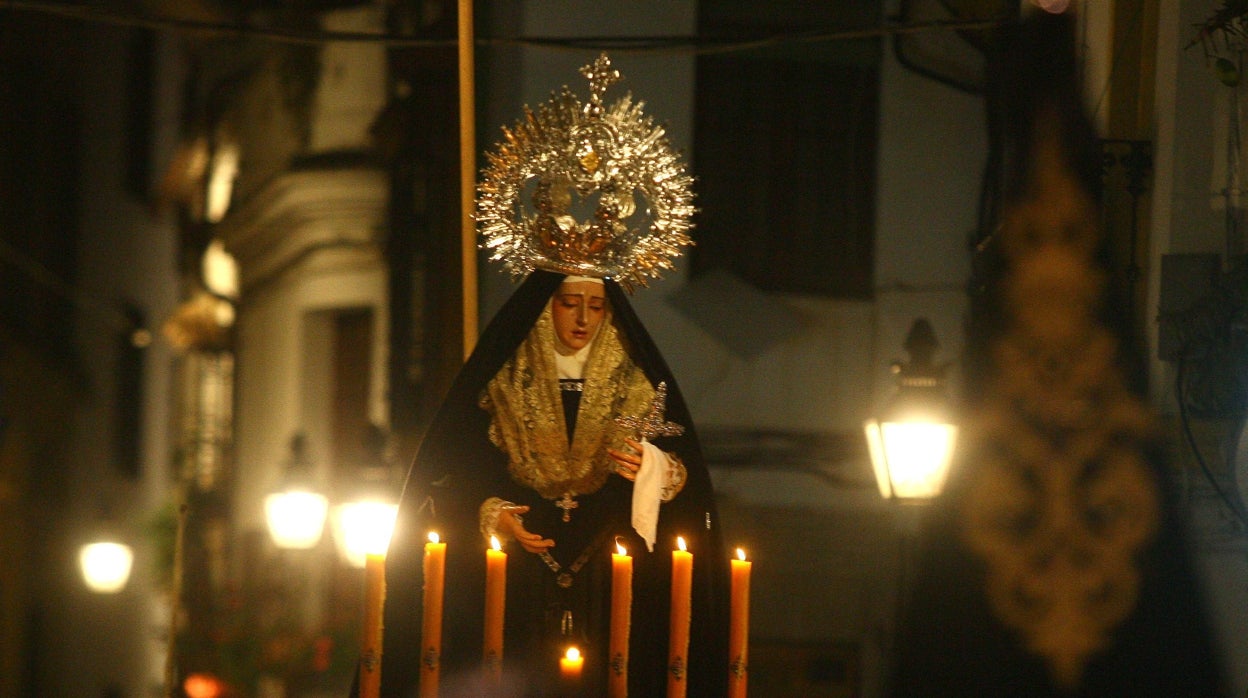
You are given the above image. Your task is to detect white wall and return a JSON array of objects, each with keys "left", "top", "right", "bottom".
[
  {"left": 55, "top": 25, "right": 183, "bottom": 698},
  {"left": 1151, "top": 1, "right": 1248, "bottom": 693},
  {"left": 1150, "top": 0, "right": 1235, "bottom": 411},
  {"left": 872, "top": 0, "right": 983, "bottom": 414},
  {"left": 234, "top": 246, "right": 389, "bottom": 536},
  {"left": 228, "top": 5, "right": 392, "bottom": 545}
]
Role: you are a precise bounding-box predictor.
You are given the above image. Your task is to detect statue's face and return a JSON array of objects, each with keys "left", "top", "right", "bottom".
[{"left": 551, "top": 280, "right": 607, "bottom": 353}]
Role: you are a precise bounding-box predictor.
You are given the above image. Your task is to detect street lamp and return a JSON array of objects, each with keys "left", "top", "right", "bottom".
[
  {"left": 265, "top": 434, "right": 329, "bottom": 549},
  {"left": 333, "top": 495, "right": 397, "bottom": 569},
  {"left": 79, "top": 539, "right": 134, "bottom": 594},
  {"left": 864, "top": 318, "right": 958, "bottom": 501},
  {"left": 332, "top": 464, "right": 398, "bottom": 568},
  {"left": 332, "top": 425, "right": 399, "bottom": 568}
]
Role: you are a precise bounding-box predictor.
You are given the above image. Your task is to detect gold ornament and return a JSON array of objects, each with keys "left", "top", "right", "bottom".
[
  {"left": 615, "top": 381, "right": 685, "bottom": 440},
  {"left": 960, "top": 122, "right": 1159, "bottom": 691},
  {"left": 476, "top": 53, "right": 696, "bottom": 291}
]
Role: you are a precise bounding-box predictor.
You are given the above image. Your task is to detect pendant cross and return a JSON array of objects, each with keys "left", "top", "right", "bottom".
[{"left": 556, "top": 492, "right": 579, "bottom": 522}]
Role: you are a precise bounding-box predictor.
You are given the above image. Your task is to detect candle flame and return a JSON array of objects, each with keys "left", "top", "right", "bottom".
[
  {"left": 428, "top": 531, "right": 440, "bottom": 544},
  {"left": 565, "top": 646, "right": 581, "bottom": 661},
  {"left": 490, "top": 535, "right": 501, "bottom": 551},
  {"left": 677, "top": 536, "right": 687, "bottom": 552},
  {"left": 615, "top": 536, "right": 627, "bottom": 556},
  {"left": 736, "top": 547, "right": 746, "bottom": 561}
]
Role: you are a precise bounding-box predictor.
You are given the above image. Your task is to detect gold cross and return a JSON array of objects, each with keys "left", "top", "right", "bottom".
[
  {"left": 579, "top": 53, "right": 621, "bottom": 113},
  {"left": 616, "top": 381, "right": 685, "bottom": 440}
]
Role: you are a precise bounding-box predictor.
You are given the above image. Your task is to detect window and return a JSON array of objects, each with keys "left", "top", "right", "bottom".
[{"left": 692, "top": 2, "right": 881, "bottom": 298}]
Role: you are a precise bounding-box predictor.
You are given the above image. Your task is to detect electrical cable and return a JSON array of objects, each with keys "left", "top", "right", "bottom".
[{"left": 0, "top": 0, "right": 1004, "bottom": 54}]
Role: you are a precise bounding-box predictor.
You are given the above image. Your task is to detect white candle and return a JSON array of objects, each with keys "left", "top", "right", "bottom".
[
  {"left": 483, "top": 535, "right": 506, "bottom": 683},
  {"left": 668, "top": 536, "right": 692, "bottom": 698},
  {"left": 729, "top": 548, "right": 752, "bottom": 698},
  {"left": 609, "top": 539, "right": 633, "bottom": 697},
  {"left": 420, "top": 532, "right": 445, "bottom": 697},
  {"left": 359, "top": 550, "right": 386, "bottom": 698},
  {"left": 561, "top": 645, "right": 584, "bottom": 692}
]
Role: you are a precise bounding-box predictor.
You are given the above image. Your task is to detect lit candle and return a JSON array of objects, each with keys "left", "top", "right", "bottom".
[
  {"left": 668, "top": 536, "right": 693, "bottom": 698},
  {"left": 728, "top": 548, "right": 752, "bottom": 698},
  {"left": 609, "top": 538, "right": 633, "bottom": 697},
  {"left": 483, "top": 535, "right": 507, "bottom": 683},
  {"left": 359, "top": 550, "right": 386, "bottom": 698},
  {"left": 560, "top": 645, "right": 584, "bottom": 690},
  {"left": 421, "top": 532, "right": 446, "bottom": 698}
]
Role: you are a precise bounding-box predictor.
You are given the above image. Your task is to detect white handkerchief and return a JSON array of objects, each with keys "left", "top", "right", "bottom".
[{"left": 632, "top": 439, "right": 665, "bottom": 552}]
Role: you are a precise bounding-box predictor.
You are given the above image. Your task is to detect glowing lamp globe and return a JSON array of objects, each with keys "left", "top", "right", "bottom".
[
  {"left": 265, "top": 488, "right": 329, "bottom": 549},
  {"left": 334, "top": 499, "right": 398, "bottom": 568},
  {"left": 865, "top": 416, "right": 957, "bottom": 500},
  {"left": 79, "top": 541, "right": 134, "bottom": 594},
  {"left": 265, "top": 433, "right": 328, "bottom": 549}
]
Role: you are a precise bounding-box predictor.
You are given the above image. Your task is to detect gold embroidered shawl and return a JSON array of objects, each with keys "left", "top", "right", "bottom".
[{"left": 481, "top": 305, "right": 655, "bottom": 500}]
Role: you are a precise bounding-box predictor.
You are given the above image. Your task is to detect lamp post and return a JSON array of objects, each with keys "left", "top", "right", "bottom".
[
  {"left": 265, "top": 433, "right": 329, "bottom": 550},
  {"left": 864, "top": 318, "right": 958, "bottom": 501}
]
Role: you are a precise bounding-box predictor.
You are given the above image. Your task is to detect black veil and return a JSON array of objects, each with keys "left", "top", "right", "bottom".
[{"left": 374, "top": 270, "right": 728, "bottom": 697}]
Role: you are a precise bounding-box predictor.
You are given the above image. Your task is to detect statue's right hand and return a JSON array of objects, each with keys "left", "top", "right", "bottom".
[{"left": 499, "top": 506, "right": 555, "bottom": 554}]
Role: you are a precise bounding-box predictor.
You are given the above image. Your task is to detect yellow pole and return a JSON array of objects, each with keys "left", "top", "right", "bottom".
[{"left": 458, "top": 0, "right": 478, "bottom": 359}]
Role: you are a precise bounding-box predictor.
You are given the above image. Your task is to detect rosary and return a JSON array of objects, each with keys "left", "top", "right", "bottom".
[{"left": 539, "top": 544, "right": 597, "bottom": 588}]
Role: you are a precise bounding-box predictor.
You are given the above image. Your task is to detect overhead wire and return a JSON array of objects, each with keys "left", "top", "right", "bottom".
[{"left": 0, "top": 0, "right": 1004, "bottom": 53}]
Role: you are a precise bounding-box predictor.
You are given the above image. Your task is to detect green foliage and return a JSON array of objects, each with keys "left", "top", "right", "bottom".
[
  {"left": 174, "top": 572, "right": 360, "bottom": 695},
  {"left": 144, "top": 499, "right": 180, "bottom": 591},
  {"left": 152, "top": 494, "right": 359, "bottom": 696},
  {"left": 1190, "top": 1, "right": 1248, "bottom": 84}
]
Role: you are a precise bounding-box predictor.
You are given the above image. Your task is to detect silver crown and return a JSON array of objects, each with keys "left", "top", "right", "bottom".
[{"left": 476, "top": 54, "right": 696, "bottom": 291}]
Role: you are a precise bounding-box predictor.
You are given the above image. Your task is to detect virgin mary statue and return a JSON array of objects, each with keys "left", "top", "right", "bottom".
[{"left": 366, "top": 54, "right": 729, "bottom": 697}]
